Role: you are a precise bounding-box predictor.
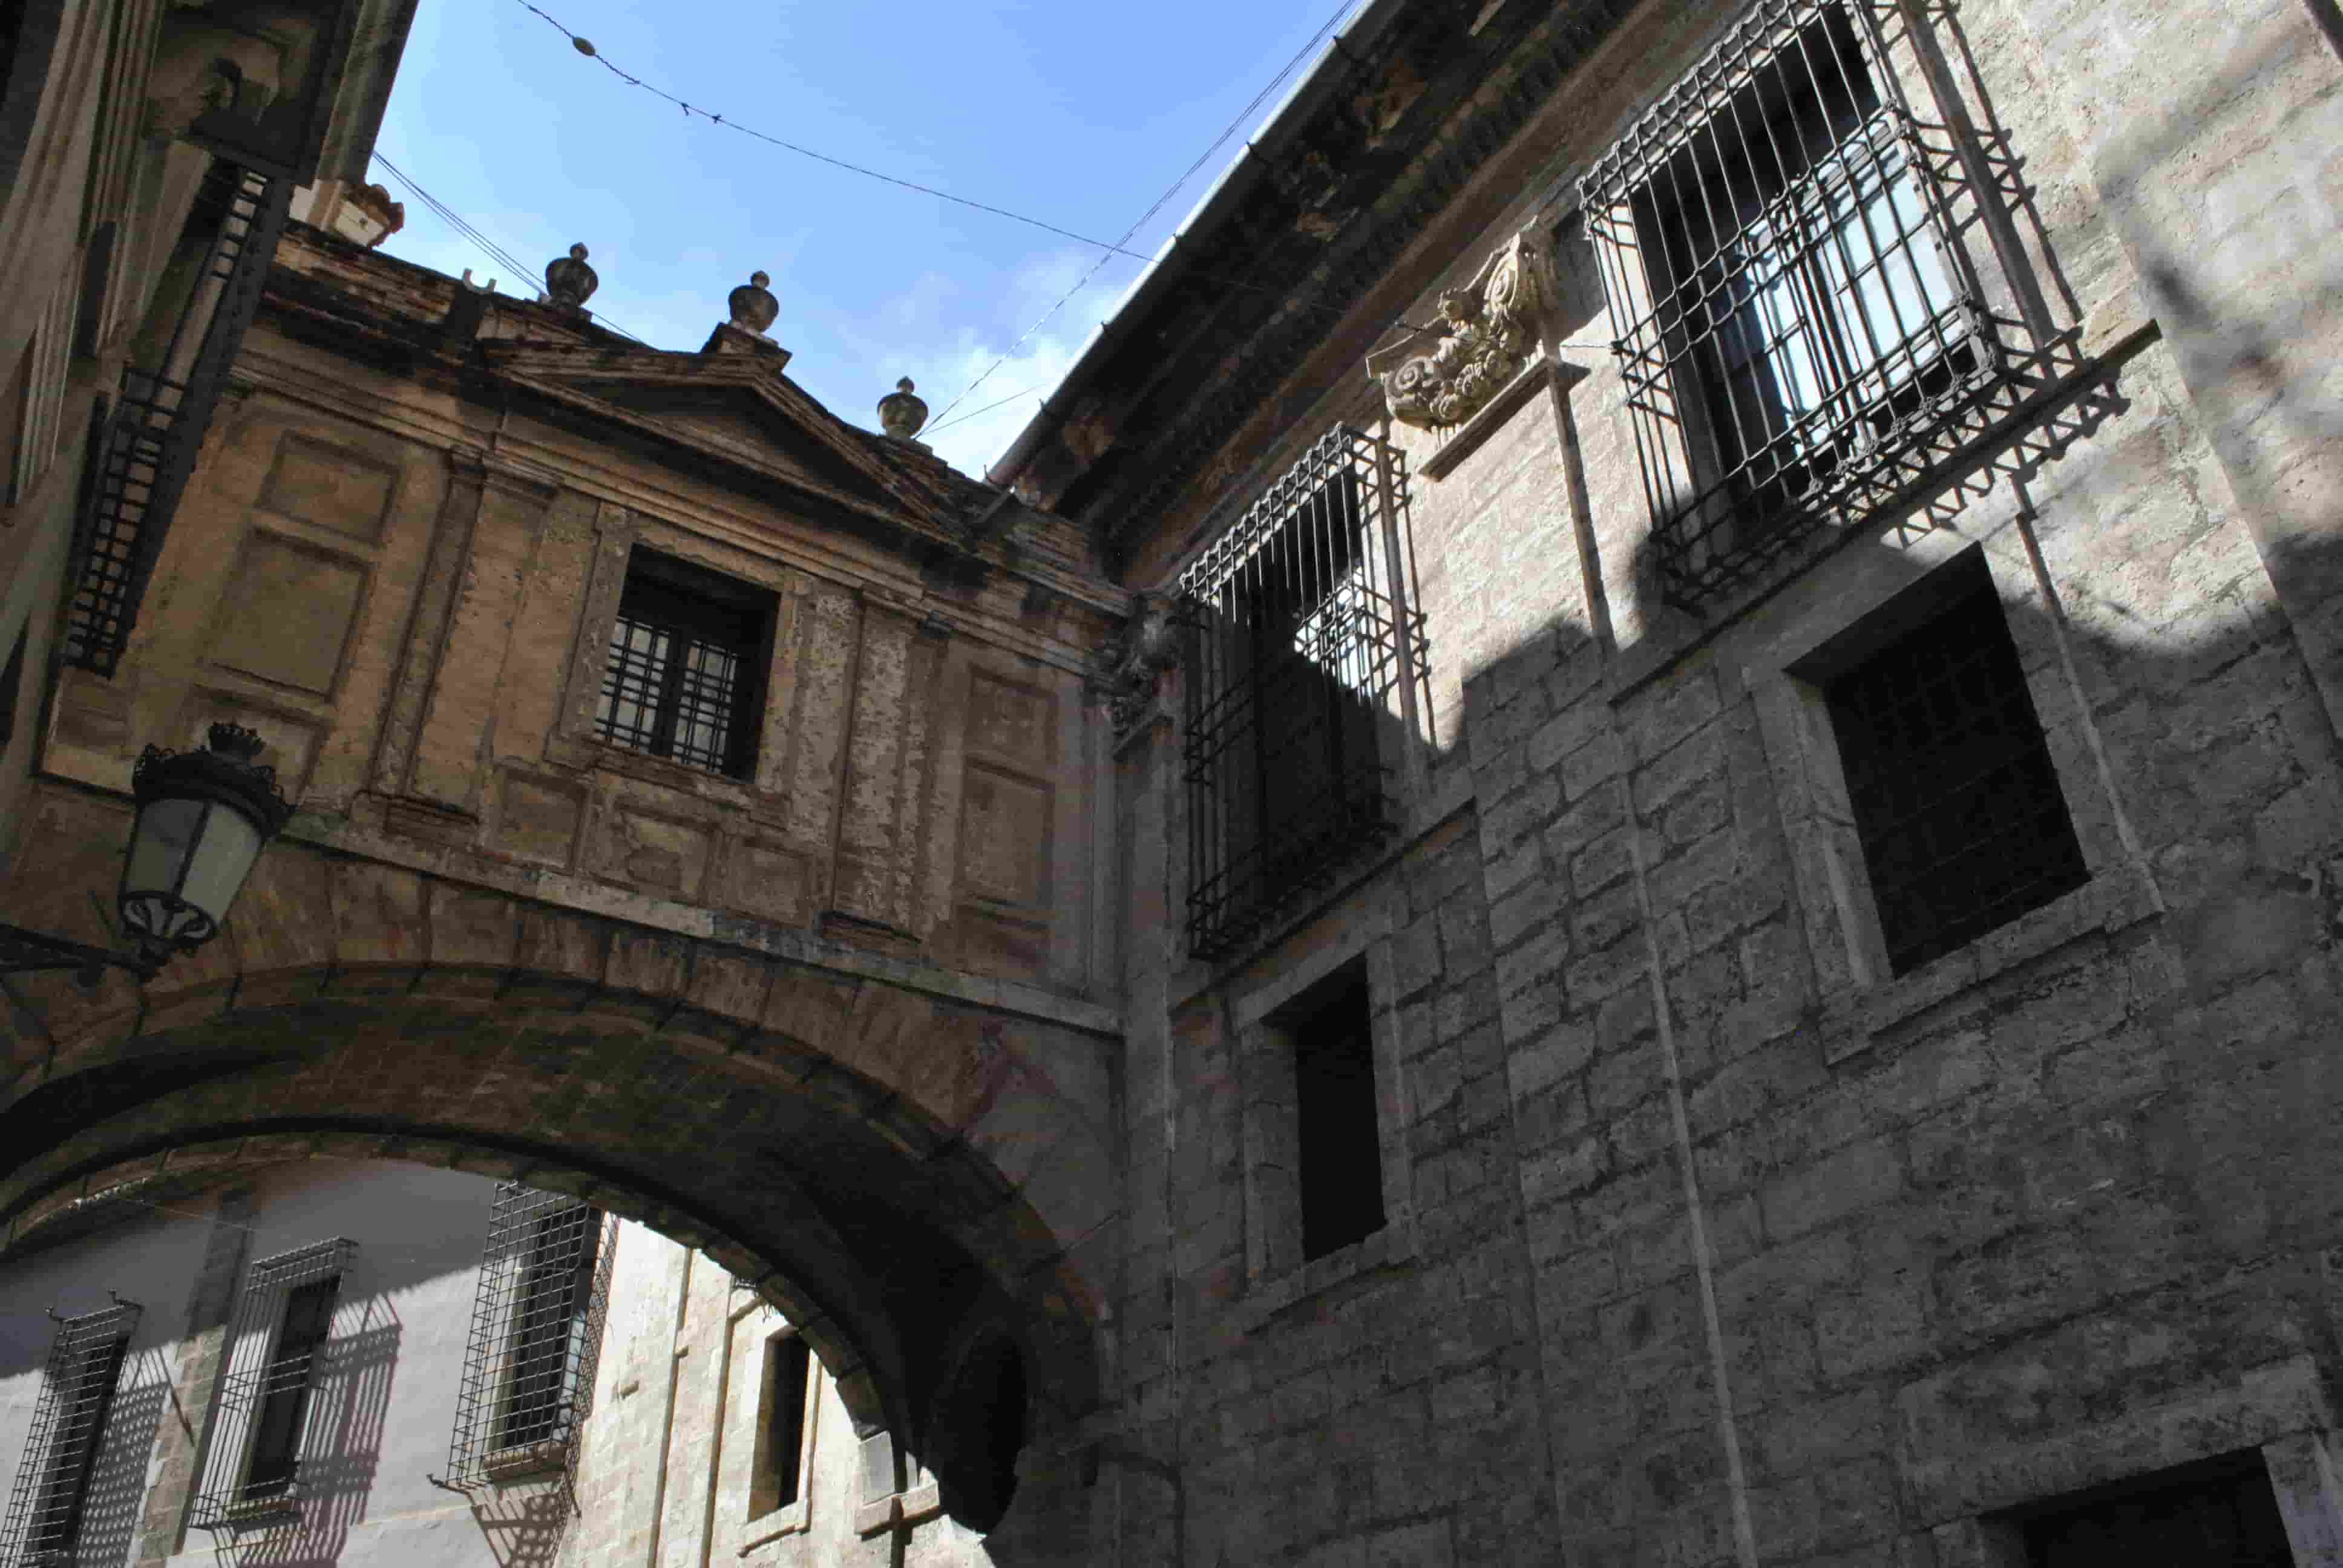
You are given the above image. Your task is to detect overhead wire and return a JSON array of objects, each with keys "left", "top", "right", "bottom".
[
  {"left": 494, "top": 0, "right": 1404, "bottom": 420},
  {"left": 928, "top": 0, "right": 1367, "bottom": 431},
  {"left": 371, "top": 152, "right": 654, "bottom": 345},
  {"left": 507, "top": 0, "right": 1157, "bottom": 262}
]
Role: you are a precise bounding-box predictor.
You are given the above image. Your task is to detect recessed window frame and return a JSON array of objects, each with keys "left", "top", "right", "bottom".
[
  {"left": 0, "top": 1298, "right": 142, "bottom": 1564},
  {"left": 591, "top": 544, "right": 778, "bottom": 780},
  {"left": 1734, "top": 533, "right": 2160, "bottom": 1063},
  {"left": 749, "top": 1329, "right": 816, "bottom": 1527},
  {"left": 1580, "top": 0, "right": 2059, "bottom": 610},
  {"left": 1178, "top": 423, "right": 1431, "bottom": 963},
  {"left": 188, "top": 1237, "right": 356, "bottom": 1532},
  {"left": 1231, "top": 906, "right": 1418, "bottom": 1317}
]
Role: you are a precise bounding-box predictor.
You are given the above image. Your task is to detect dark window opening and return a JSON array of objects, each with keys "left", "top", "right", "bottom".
[
  {"left": 1821, "top": 552, "right": 2087, "bottom": 975},
  {"left": 494, "top": 1204, "right": 603, "bottom": 1452},
  {"left": 241, "top": 1275, "right": 338, "bottom": 1501},
  {"left": 592, "top": 549, "right": 776, "bottom": 778},
  {"left": 1584, "top": 0, "right": 2004, "bottom": 607},
  {"left": 2013, "top": 1449, "right": 2293, "bottom": 1567},
  {"left": 0, "top": 623, "right": 27, "bottom": 751},
  {"left": 1280, "top": 960, "right": 1386, "bottom": 1263},
  {"left": 1182, "top": 427, "right": 1423, "bottom": 959},
  {"left": 751, "top": 1333, "right": 811, "bottom": 1518},
  {"left": 26, "top": 1332, "right": 129, "bottom": 1558}
]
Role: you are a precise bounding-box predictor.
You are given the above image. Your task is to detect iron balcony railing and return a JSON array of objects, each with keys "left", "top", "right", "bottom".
[
  {"left": 1180, "top": 426, "right": 1427, "bottom": 961},
  {"left": 66, "top": 161, "right": 290, "bottom": 676}
]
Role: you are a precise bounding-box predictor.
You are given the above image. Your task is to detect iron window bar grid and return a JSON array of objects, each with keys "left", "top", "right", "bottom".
[
  {"left": 437, "top": 1186, "right": 616, "bottom": 1498},
  {"left": 66, "top": 162, "right": 290, "bottom": 676},
  {"left": 188, "top": 1238, "right": 356, "bottom": 1532},
  {"left": 1581, "top": 0, "right": 2030, "bottom": 609},
  {"left": 1180, "top": 425, "right": 1427, "bottom": 961},
  {"left": 0, "top": 1298, "right": 141, "bottom": 1567},
  {"left": 591, "top": 555, "right": 775, "bottom": 779},
  {"left": 1824, "top": 575, "right": 2088, "bottom": 975}
]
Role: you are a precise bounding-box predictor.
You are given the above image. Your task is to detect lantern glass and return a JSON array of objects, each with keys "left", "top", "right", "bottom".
[{"left": 119, "top": 797, "right": 265, "bottom": 947}]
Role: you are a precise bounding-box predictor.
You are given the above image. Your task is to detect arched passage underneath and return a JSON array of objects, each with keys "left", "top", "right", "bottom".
[{"left": 0, "top": 978, "right": 1114, "bottom": 1547}]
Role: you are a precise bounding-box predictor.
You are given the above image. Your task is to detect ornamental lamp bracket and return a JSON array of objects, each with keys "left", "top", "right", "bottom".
[{"left": 1368, "top": 229, "right": 1552, "bottom": 434}]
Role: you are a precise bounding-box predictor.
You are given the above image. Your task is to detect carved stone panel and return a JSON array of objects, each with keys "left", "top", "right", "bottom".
[
  {"left": 490, "top": 770, "right": 586, "bottom": 868},
  {"left": 207, "top": 531, "right": 367, "bottom": 697},
  {"left": 601, "top": 804, "right": 713, "bottom": 899},
  {"left": 967, "top": 671, "right": 1054, "bottom": 762},
  {"left": 960, "top": 764, "right": 1053, "bottom": 909},
  {"left": 724, "top": 837, "right": 813, "bottom": 928},
  {"left": 257, "top": 433, "right": 399, "bottom": 541}
]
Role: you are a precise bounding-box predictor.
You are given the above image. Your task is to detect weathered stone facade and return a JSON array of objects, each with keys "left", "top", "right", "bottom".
[{"left": 5, "top": 0, "right": 2343, "bottom": 1563}]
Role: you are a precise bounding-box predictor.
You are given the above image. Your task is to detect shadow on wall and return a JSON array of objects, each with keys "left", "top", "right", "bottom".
[
  {"left": 71, "top": 1353, "right": 169, "bottom": 1568},
  {"left": 464, "top": 1483, "right": 572, "bottom": 1568},
  {"left": 224, "top": 1308, "right": 399, "bottom": 1568}
]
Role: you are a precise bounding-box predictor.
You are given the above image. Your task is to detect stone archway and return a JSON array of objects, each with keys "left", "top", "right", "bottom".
[{"left": 0, "top": 851, "right": 1118, "bottom": 1552}]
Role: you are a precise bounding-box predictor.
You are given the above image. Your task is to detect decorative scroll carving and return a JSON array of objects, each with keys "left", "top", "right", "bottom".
[
  {"left": 1368, "top": 232, "right": 1547, "bottom": 432},
  {"left": 1096, "top": 592, "right": 1181, "bottom": 742}
]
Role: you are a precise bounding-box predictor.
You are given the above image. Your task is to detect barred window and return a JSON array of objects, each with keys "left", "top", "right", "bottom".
[
  {"left": 593, "top": 549, "right": 776, "bottom": 778},
  {"left": 1582, "top": 0, "right": 2007, "bottom": 607},
  {"left": 440, "top": 1186, "right": 615, "bottom": 1491},
  {"left": 1179, "top": 426, "right": 1426, "bottom": 960},
  {"left": 1821, "top": 552, "right": 2086, "bottom": 975},
  {"left": 0, "top": 1298, "right": 140, "bottom": 1564},
  {"left": 189, "top": 1239, "right": 354, "bottom": 1529}
]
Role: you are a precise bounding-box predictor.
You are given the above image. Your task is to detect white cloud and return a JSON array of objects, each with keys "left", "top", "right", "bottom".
[{"left": 837, "top": 249, "right": 1130, "bottom": 479}]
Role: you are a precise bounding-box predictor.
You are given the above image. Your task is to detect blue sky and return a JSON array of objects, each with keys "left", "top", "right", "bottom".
[{"left": 372, "top": 0, "right": 1360, "bottom": 475}]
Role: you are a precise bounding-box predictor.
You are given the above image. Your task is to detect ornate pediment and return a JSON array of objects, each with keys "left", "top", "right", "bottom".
[
  {"left": 1368, "top": 231, "right": 1548, "bottom": 432},
  {"left": 486, "top": 345, "right": 959, "bottom": 533}
]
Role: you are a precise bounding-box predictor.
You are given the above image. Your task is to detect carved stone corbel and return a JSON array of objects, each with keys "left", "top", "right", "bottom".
[
  {"left": 1368, "top": 230, "right": 1549, "bottom": 432},
  {"left": 144, "top": 5, "right": 320, "bottom": 145},
  {"left": 1095, "top": 592, "right": 1181, "bottom": 745}
]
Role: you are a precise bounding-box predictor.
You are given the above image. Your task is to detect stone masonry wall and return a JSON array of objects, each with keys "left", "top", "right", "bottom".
[{"left": 1108, "top": 0, "right": 2343, "bottom": 1563}]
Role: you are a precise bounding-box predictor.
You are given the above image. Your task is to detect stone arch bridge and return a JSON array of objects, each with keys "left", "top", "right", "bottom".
[{"left": 0, "top": 791, "right": 1119, "bottom": 1550}]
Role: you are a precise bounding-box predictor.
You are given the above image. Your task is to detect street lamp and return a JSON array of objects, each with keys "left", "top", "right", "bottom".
[{"left": 0, "top": 724, "right": 292, "bottom": 984}]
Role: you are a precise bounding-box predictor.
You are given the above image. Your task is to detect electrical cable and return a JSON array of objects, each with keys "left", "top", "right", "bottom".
[
  {"left": 928, "top": 0, "right": 1366, "bottom": 431},
  {"left": 508, "top": 0, "right": 1156, "bottom": 263},
  {"left": 923, "top": 382, "right": 1048, "bottom": 437},
  {"left": 371, "top": 152, "right": 653, "bottom": 345}
]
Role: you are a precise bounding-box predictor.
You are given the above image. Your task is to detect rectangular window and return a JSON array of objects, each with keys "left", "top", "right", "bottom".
[
  {"left": 1820, "top": 551, "right": 2086, "bottom": 975},
  {"left": 592, "top": 549, "right": 776, "bottom": 778},
  {"left": 1276, "top": 959, "right": 1386, "bottom": 1263},
  {"left": 2010, "top": 1449, "right": 2293, "bottom": 1566},
  {"left": 0, "top": 1299, "right": 140, "bottom": 1563},
  {"left": 187, "top": 1238, "right": 354, "bottom": 1529},
  {"left": 0, "top": 624, "right": 27, "bottom": 752},
  {"left": 241, "top": 1276, "right": 338, "bottom": 1500},
  {"left": 750, "top": 1333, "right": 812, "bottom": 1519},
  {"left": 1583, "top": 0, "right": 2006, "bottom": 607},
  {"left": 493, "top": 1201, "right": 605, "bottom": 1453},
  {"left": 1181, "top": 426, "right": 1426, "bottom": 959},
  {"left": 440, "top": 1185, "right": 614, "bottom": 1490}
]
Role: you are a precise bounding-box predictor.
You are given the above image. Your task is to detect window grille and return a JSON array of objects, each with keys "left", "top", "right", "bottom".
[
  {"left": 1179, "top": 426, "right": 1426, "bottom": 961},
  {"left": 67, "top": 162, "right": 290, "bottom": 676},
  {"left": 438, "top": 1186, "right": 616, "bottom": 1492},
  {"left": 1823, "top": 559, "right": 2086, "bottom": 975},
  {"left": 188, "top": 1238, "right": 354, "bottom": 1530},
  {"left": 592, "top": 550, "right": 776, "bottom": 778},
  {"left": 0, "top": 1297, "right": 140, "bottom": 1566},
  {"left": 1581, "top": 0, "right": 2015, "bottom": 607}
]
